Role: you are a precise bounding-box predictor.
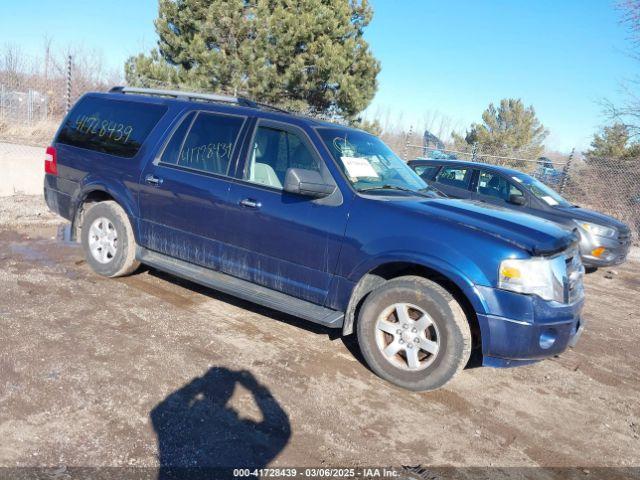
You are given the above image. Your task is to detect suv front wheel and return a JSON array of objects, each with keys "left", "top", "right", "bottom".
[{"left": 357, "top": 276, "right": 471, "bottom": 391}]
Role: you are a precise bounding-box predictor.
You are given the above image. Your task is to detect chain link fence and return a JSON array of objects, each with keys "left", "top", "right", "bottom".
[
  {"left": 561, "top": 155, "right": 640, "bottom": 242},
  {"left": 402, "top": 135, "right": 640, "bottom": 244},
  {"left": 0, "top": 50, "right": 115, "bottom": 195},
  {"left": 0, "top": 54, "right": 79, "bottom": 147}
]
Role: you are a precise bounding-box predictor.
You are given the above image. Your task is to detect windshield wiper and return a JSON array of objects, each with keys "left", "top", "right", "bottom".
[
  {"left": 424, "top": 184, "right": 448, "bottom": 198},
  {"left": 358, "top": 184, "right": 435, "bottom": 199}
]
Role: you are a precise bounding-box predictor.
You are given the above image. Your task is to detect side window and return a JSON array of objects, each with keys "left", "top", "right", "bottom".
[
  {"left": 174, "top": 112, "right": 244, "bottom": 175},
  {"left": 57, "top": 96, "right": 167, "bottom": 158},
  {"left": 436, "top": 166, "right": 470, "bottom": 189},
  {"left": 508, "top": 182, "right": 524, "bottom": 199},
  {"left": 245, "top": 126, "right": 320, "bottom": 190},
  {"left": 159, "top": 112, "right": 195, "bottom": 165},
  {"left": 476, "top": 170, "right": 523, "bottom": 201},
  {"left": 413, "top": 165, "right": 439, "bottom": 180}
]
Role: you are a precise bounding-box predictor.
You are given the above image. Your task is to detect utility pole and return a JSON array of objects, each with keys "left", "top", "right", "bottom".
[
  {"left": 65, "top": 55, "right": 72, "bottom": 113},
  {"left": 403, "top": 125, "right": 413, "bottom": 161},
  {"left": 559, "top": 148, "right": 574, "bottom": 195}
]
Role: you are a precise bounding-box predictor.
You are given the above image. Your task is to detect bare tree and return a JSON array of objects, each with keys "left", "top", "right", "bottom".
[
  {"left": 619, "top": 0, "right": 640, "bottom": 44},
  {"left": 421, "top": 110, "right": 460, "bottom": 145},
  {"left": 1, "top": 43, "right": 24, "bottom": 85},
  {"left": 604, "top": 1, "right": 640, "bottom": 137}
]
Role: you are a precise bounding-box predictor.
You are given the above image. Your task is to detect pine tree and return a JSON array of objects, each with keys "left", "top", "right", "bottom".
[
  {"left": 453, "top": 98, "right": 548, "bottom": 157},
  {"left": 586, "top": 123, "right": 637, "bottom": 159},
  {"left": 125, "top": 0, "right": 380, "bottom": 120}
]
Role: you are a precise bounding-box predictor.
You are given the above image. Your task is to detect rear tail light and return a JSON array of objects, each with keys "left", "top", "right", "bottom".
[{"left": 45, "top": 146, "right": 57, "bottom": 175}]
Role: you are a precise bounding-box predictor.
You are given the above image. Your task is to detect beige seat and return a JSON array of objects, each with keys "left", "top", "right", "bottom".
[{"left": 250, "top": 162, "right": 282, "bottom": 189}]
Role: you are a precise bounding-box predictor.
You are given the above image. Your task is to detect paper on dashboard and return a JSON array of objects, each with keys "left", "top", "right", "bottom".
[{"left": 341, "top": 156, "right": 379, "bottom": 178}]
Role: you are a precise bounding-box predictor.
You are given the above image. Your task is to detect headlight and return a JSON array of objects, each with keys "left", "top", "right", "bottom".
[
  {"left": 577, "top": 221, "right": 616, "bottom": 238},
  {"left": 498, "top": 256, "right": 565, "bottom": 303}
]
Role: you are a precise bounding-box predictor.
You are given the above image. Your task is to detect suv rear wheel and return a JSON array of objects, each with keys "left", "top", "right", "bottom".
[
  {"left": 356, "top": 276, "right": 471, "bottom": 391},
  {"left": 81, "top": 201, "right": 140, "bottom": 277}
]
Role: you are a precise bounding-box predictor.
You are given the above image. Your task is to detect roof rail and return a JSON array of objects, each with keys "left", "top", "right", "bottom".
[{"left": 108, "top": 86, "right": 261, "bottom": 109}]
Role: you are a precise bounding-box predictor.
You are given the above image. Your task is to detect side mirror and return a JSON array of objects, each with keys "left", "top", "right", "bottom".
[
  {"left": 509, "top": 194, "right": 526, "bottom": 206},
  {"left": 284, "top": 168, "right": 335, "bottom": 198}
]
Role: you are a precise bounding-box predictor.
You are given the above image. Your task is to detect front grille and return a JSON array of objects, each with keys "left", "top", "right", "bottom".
[
  {"left": 617, "top": 229, "right": 632, "bottom": 246},
  {"left": 565, "top": 249, "right": 584, "bottom": 304}
]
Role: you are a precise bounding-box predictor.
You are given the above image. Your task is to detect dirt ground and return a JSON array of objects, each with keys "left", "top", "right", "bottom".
[{"left": 0, "top": 195, "right": 639, "bottom": 473}]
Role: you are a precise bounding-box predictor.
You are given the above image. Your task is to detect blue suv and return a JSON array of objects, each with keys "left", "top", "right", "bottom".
[{"left": 43, "top": 87, "right": 585, "bottom": 391}]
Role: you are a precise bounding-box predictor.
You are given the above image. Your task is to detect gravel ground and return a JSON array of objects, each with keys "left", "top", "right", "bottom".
[{"left": 0, "top": 196, "right": 638, "bottom": 475}]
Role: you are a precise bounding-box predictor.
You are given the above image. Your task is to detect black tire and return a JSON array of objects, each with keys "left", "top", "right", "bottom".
[
  {"left": 356, "top": 275, "right": 471, "bottom": 391},
  {"left": 80, "top": 200, "right": 140, "bottom": 278}
]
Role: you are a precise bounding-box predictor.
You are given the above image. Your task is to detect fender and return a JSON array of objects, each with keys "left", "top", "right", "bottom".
[
  {"left": 339, "top": 252, "right": 491, "bottom": 336},
  {"left": 70, "top": 176, "right": 140, "bottom": 242}
]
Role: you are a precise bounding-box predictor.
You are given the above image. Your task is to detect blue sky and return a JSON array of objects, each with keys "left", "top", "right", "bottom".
[{"left": 0, "top": 0, "right": 635, "bottom": 151}]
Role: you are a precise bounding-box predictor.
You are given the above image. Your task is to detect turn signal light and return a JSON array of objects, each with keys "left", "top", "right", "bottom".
[
  {"left": 500, "top": 266, "right": 521, "bottom": 279},
  {"left": 591, "top": 247, "right": 606, "bottom": 258}
]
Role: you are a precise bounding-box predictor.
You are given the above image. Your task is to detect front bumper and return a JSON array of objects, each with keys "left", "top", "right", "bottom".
[
  {"left": 475, "top": 286, "right": 584, "bottom": 367},
  {"left": 579, "top": 230, "right": 632, "bottom": 267}
]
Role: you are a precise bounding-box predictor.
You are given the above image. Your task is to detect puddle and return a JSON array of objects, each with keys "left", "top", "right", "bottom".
[
  {"left": 57, "top": 223, "right": 77, "bottom": 246},
  {"left": 9, "top": 243, "right": 57, "bottom": 268},
  {"left": 2, "top": 222, "right": 79, "bottom": 269}
]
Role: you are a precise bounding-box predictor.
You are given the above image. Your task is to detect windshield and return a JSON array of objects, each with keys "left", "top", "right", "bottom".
[
  {"left": 317, "top": 127, "right": 440, "bottom": 197},
  {"left": 512, "top": 174, "right": 572, "bottom": 207}
]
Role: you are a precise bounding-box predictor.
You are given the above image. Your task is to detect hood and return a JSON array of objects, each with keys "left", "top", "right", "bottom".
[
  {"left": 554, "top": 205, "right": 630, "bottom": 232},
  {"left": 403, "top": 199, "right": 577, "bottom": 255}
]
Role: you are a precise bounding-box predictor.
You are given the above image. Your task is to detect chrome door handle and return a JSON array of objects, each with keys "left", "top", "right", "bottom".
[
  {"left": 239, "top": 198, "right": 261, "bottom": 209},
  {"left": 145, "top": 174, "right": 163, "bottom": 186}
]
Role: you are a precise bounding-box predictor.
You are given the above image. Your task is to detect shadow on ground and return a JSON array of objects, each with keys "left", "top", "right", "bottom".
[{"left": 152, "top": 367, "right": 291, "bottom": 479}]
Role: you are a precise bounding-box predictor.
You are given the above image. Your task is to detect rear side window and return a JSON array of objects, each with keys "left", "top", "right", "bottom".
[
  {"left": 159, "top": 112, "right": 196, "bottom": 165},
  {"left": 436, "top": 166, "right": 470, "bottom": 189},
  {"left": 161, "top": 112, "right": 244, "bottom": 176},
  {"left": 57, "top": 96, "right": 167, "bottom": 158}
]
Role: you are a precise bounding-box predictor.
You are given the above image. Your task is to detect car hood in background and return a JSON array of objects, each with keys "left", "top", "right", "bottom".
[
  {"left": 554, "top": 205, "right": 630, "bottom": 232},
  {"left": 404, "top": 198, "right": 577, "bottom": 255}
]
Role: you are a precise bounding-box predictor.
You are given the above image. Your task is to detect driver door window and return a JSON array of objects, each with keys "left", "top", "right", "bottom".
[{"left": 245, "top": 126, "right": 320, "bottom": 190}]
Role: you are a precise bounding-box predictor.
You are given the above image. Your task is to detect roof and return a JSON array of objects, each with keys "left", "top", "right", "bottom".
[
  {"left": 409, "top": 158, "right": 527, "bottom": 177},
  {"left": 101, "top": 86, "right": 364, "bottom": 133}
]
